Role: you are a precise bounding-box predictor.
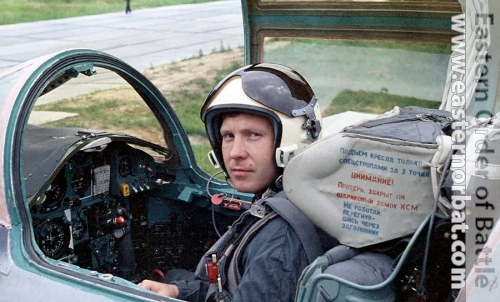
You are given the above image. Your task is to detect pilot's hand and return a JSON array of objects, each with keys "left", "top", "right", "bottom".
[{"left": 138, "top": 279, "right": 179, "bottom": 298}]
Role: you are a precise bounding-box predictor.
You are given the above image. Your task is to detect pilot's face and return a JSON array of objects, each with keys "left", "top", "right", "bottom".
[{"left": 220, "top": 113, "right": 280, "bottom": 194}]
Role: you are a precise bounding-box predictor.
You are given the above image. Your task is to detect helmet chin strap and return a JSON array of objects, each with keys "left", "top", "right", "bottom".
[
  {"left": 274, "top": 175, "right": 283, "bottom": 190},
  {"left": 254, "top": 175, "right": 283, "bottom": 200}
]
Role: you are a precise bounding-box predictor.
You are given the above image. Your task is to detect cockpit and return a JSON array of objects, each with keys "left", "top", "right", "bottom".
[{"left": 18, "top": 59, "right": 247, "bottom": 285}]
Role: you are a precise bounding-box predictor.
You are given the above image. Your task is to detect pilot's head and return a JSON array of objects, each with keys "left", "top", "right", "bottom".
[{"left": 200, "top": 63, "right": 322, "bottom": 193}]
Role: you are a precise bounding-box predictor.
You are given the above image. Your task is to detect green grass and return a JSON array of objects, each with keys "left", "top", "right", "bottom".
[
  {"left": 269, "top": 38, "right": 452, "bottom": 54},
  {"left": 37, "top": 59, "right": 242, "bottom": 175},
  {"left": 323, "top": 89, "right": 441, "bottom": 116},
  {"left": 0, "top": 0, "right": 218, "bottom": 25},
  {"left": 37, "top": 94, "right": 160, "bottom": 130},
  {"left": 264, "top": 38, "right": 451, "bottom": 110}
]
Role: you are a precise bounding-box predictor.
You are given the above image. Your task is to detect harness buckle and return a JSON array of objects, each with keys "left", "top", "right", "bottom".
[
  {"left": 217, "top": 275, "right": 223, "bottom": 293},
  {"left": 250, "top": 204, "right": 268, "bottom": 218}
]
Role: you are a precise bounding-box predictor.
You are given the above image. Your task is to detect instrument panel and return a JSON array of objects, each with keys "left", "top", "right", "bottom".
[
  {"left": 31, "top": 142, "right": 159, "bottom": 278},
  {"left": 35, "top": 142, "right": 157, "bottom": 215},
  {"left": 30, "top": 140, "right": 236, "bottom": 282}
]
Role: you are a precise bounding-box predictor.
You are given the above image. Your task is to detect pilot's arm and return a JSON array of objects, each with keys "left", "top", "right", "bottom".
[
  {"left": 139, "top": 270, "right": 210, "bottom": 302},
  {"left": 139, "top": 217, "right": 307, "bottom": 302},
  {"left": 138, "top": 280, "right": 179, "bottom": 297}
]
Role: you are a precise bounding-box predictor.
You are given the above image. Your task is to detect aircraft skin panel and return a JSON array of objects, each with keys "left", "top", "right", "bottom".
[{"left": 2, "top": 264, "right": 118, "bottom": 301}]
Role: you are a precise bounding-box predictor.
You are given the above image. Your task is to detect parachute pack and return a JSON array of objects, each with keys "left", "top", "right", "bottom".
[
  {"left": 284, "top": 106, "right": 453, "bottom": 248},
  {"left": 284, "top": 106, "right": 457, "bottom": 302}
]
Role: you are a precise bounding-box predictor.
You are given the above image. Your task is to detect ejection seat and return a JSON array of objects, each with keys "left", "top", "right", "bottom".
[
  {"left": 283, "top": 108, "right": 454, "bottom": 302},
  {"left": 295, "top": 215, "right": 454, "bottom": 302}
]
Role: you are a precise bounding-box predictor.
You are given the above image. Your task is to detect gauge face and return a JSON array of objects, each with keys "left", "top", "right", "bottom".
[
  {"left": 38, "top": 219, "right": 70, "bottom": 259},
  {"left": 72, "top": 219, "right": 87, "bottom": 241},
  {"left": 71, "top": 167, "right": 91, "bottom": 197},
  {"left": 119, "top": 156, "right": 132, "bottom": 177},
  {"left": 42, "top": 172, "right": 67, "bottom": 213}
]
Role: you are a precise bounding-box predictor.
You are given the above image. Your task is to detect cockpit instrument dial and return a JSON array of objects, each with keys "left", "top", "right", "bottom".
[
  {"left": 119, "top": 156, "right": 132, "bottom": 177},
  {"left": 42, "top": 172, "right": 67, "bottom": 213},
  {"left": 71, "top": 167, "right": 91, "bottom": 197},
  {"left": 72, "top": 219, "right": 87, "bottom": 241},
  {"left": 38, "top": 218, "right": 70, "bottom": 259}
]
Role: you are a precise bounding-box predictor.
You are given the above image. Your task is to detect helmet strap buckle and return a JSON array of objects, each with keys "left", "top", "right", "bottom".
[
  {"left": 208, "top": 150, "right": 221, "bottom": 168},
  {"left": 275, "top": 145, "right": 298, "bottom": 167},
  {"left": 291, "top": 96, "right": 322, "bottom": 140}
]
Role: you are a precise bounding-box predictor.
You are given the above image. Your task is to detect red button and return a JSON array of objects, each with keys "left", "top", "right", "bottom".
[
  {"left": 211, "top": 194, "right": 224, "bottom": 205},
  {"left": 114, "top": 216, "right": 125, "bottom": 225}
]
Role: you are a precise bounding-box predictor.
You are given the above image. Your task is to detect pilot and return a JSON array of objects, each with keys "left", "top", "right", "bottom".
[{"left": 139, "top": 63, "right": 325, "bottom": 301}]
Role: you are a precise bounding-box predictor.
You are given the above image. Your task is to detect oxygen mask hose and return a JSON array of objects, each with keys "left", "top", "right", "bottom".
[{"left": 206, "top": 170, "right": 226, "bottom": 238}]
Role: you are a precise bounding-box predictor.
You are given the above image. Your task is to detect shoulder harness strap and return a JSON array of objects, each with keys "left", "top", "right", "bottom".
[
  {"left": 226, "top": 211, "right": 279, "bottom": 296},
  {"left": 265, "top": 191, "right": 323, "bottom": 263},
  {"left": 225, "top": 191, "right": 323, "bottom": 296}
]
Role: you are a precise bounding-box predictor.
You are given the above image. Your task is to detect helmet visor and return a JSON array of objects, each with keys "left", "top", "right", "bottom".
[{"left": 202, "top": 63, "right": 315, "bottom": 119}]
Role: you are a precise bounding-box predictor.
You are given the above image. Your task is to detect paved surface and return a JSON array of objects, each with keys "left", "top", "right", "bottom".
[
  {"left": 0, "top": 0, "right": 244, "bottom": 124},
  {"left": 0, "top": 0, "right": 243, "bottom": 74}
]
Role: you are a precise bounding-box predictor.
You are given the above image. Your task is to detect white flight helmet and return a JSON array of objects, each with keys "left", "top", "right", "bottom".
[{"left": 200, "top": 63, "right": 322, "bottom": 176}]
